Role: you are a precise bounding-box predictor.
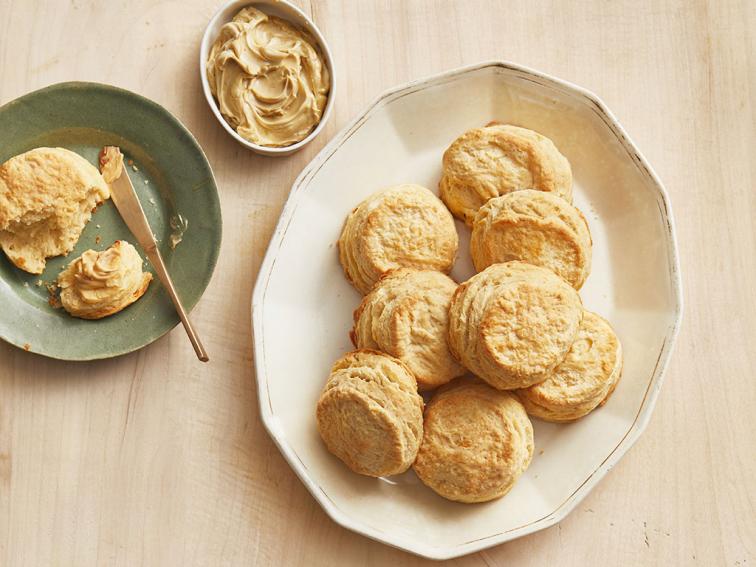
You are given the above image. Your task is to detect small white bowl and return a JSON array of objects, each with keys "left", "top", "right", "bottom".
[{"left": 200, "top": 0, "right": 336, "bottom": 157}]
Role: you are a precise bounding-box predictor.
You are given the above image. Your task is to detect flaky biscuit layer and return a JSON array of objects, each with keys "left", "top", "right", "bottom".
[
  {"left": 517, "top": 311, "right": 623, "bottom": 422},
  {"left": 448, "top": 261, "right": 582, "bottom": 389},
  {"left": 352, "top": 269, "right": 465, "bottom": 390},
  {"left": 471, "top": 190, "right": 592, "bottom": 289},
  {"left": 440, "top": 124, "right": 572, "bottom": 226},
  {"left": 413, "top": 378, "right": 534, "bottom": 503},
  {"left": 316, "top": 350, "right": 424, "bottom": 477},
  {"left": 338, "top": 184, "right": 458, "bottom": 294}
]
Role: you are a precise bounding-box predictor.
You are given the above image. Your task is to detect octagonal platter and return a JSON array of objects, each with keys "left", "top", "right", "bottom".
[{"left": 252, "top": 61, "right": 682, "bottom": 559}]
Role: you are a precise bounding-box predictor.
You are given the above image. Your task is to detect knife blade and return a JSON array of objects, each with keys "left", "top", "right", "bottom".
[{"left": 104, "top": 147, "right": 209, "bottom": 362}]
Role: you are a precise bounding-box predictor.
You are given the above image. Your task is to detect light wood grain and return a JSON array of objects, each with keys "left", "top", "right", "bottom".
[{"left": 1, "top": 0, "right": 754, "bottom": 565}]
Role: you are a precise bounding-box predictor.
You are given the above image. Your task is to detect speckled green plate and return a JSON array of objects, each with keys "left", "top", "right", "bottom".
[{"left": 0, "top": 82, "right": 222, "bottom": 360}]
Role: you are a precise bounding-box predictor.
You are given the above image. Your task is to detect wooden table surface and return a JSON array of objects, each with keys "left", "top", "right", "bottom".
[{"left": 1, "top": 1, "right": 754, "bottom": 565}]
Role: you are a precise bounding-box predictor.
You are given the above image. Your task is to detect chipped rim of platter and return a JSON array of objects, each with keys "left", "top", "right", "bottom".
[{"left": 250, "top": 60, "right": 683, "bottom": 560}]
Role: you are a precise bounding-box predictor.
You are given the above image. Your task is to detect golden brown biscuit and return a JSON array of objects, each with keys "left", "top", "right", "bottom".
[
  {"left": 447, "top": 261, "right": 582, "bottom": 390},
  {"left": 471, "top": 190, "right": 592, "bottom": 289},
  {"left": 517, "top": 311, "right": 623, "bottom": 422},
  {"left": 439, "top": 124, "right": 572, "bottom": 226},
  {"left": 351, "top": 269, "right": 466, "bottom": 390},
  {"left": 413, "top": 378, "right": 534, "bottom": 503},
  {"left": 338, "top": 184, "right": 458, "bottom": 294},
  {"left": 57, "top": 240, "right": 152, "bottom": 319},
  {"left": 0, "top": 147, "right": 110, "bottom": 274},
  {"left": 316, "top": 350, "right": 424, "bottom": 477}
]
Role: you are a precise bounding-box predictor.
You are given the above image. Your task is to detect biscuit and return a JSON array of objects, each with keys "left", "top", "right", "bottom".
[
  {"left": 351, "top": 269, "right": 466, "bottom": 390},
  {"left": 0, "top": 147, "right": 110, "bottom": 274},
  {"left": 316, "top": 350, "right": 424, "bottom": 477},
  {"left": 517, "top": 311, "right": 623, "bottom": 422},
  {"left": 471, "top": 190, "right": 592, "bottom": 289},
  {"left": 338, "top": 184, "right": 458, "bottom": 294},
  {"left": 413, "top": 378, "right": 534, "bottom": 503},
  {"left": 447, "top": 261, "right": 582, "bottom": 389},
  {"left": 57, "top": 240, "right": 152, "bottom": 319},
  {"left": 439, "top": 124, "right": 572, "bottom": 225}
]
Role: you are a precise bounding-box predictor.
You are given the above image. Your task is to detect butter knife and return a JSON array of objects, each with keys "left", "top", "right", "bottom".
[{"left": 103, "top": 147, "right": 209, "bottom": 362}]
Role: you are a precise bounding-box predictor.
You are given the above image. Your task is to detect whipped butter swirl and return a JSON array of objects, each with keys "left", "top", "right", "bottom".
[
  {"left": 206, "top": 6, "right": 330, "bottom": 147},
  {"left": 58, "top": 240, "right": 152, "bottom": 319}
]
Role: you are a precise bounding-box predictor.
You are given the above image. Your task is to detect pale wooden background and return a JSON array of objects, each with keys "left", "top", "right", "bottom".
[{"left": 1, "top": 0, "right": 754, "bottom": 565}]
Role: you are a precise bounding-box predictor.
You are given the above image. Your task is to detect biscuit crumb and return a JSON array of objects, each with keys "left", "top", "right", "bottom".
[
  {"left": 35, "top": 280, "right": 43, "bottom": 287},
  {"left": 96, "top": 224, "right": 101, "bottom": 229},
  {"left": 46, "top": 282, "right": 61, "bottom": 308},
  {"left": 128, "top": 159, "right": 134, "bottom": 165},
  {"left": 23, "top": 281, "right": 29, "bottom": 288},
  {"left": 539, "top": 449, "right": 544, "bottom": 455},
  {"left": 144, "top": 179, "right": 149, "bottom": 184},
  {"left": 132, "top": 164, "right": 139, "bottom": 172},
  {"left": 23, "top": 343, "right": 30, "bottom": 351},
  {"left": 95, "top": 235, "right": 102, "bottom": 244}
]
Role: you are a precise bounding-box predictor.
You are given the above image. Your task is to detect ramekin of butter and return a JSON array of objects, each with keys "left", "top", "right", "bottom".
[{"left": 200, "top": 0, "right": 336, "bottom": 157}]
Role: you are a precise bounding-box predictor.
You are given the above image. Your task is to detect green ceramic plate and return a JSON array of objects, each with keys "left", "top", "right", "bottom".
[{"left": 0, "top": 82, "right": 222, "bottom": 360}]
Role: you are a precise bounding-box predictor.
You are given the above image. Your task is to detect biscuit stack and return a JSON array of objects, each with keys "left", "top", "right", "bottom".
[
  {"left": 316, "top": 350, "right": 424, "bottom": 477},
  {"left": 316, "top": 123, "right": 622, "bottom": 504}
]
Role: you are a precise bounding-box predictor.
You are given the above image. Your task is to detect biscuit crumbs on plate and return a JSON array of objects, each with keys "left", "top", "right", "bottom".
[{"left": 46, "top": 282, "right": 61, "bottom": 308}]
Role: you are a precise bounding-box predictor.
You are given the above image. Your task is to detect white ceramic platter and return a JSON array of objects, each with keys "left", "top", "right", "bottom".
[{"left": 252, "top": 61, "right": 682, "bottom": 559}]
